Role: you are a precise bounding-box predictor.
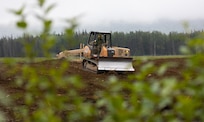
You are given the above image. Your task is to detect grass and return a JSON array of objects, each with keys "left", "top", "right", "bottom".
[
  {"left": 0, "top": 55, "right": 188, "bottom": 63},
  {"left": 0, "top": 57, "right": 52, "bottom": 63},
  {"left": 133, "top": 55, "right": 189, "bottom": 60}
]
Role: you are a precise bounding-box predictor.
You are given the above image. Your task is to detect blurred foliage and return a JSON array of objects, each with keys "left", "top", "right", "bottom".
[
  {"left": 0, "top": 0, "right": 204, "bottom": 121},
  {"left": 94, "top": 30, "right": 204, "bottom": 121},
  {"left": 7, "top": 0, "right": 95, "bottom": 121}
]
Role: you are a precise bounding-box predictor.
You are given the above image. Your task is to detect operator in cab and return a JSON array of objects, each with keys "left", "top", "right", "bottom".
[{"left": 96, "top": 34, "right": 103, "bottom": 55}]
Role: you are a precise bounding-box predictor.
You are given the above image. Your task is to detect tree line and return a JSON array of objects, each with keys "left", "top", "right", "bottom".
[{"left": 0, "top": 30, "right": 202, "bottom": 57}]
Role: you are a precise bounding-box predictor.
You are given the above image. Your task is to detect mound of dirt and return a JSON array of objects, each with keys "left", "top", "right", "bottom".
[{"left": 0, "top": 57, "right": 186, "bottom": 121}]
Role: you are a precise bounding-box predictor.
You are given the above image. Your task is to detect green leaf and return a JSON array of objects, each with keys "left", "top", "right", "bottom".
[
  {"left": 42, "top": 19, "right": 52, "bottom": 33},
  {"left": 16, "top": 20, "right": 27, "bottom": 29},
  {"left": 45, "top": 4, "right": 56, "bottom": 14},
  {"left": 44, "top": 20, "right": 52, "bottom": 29},
  {"left": 0, "top": 113, "right": 5, "bottom": 122},
  {"left": 157, "top": 64, "right": 167, "bottom": 76},
  {"left": 161, "top": 78, "right": 176, "bottom": 96},
  {"left": 9, "top": 5, "right": 25, "bottom": 15},
  {"left": 38, "top": 0, "right": 45, "bottom": 7}
]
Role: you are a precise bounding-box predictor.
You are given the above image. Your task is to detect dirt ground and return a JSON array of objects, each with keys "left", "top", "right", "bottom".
[{"left": 0, "top": 57, "right": 186, "bottom": 121}]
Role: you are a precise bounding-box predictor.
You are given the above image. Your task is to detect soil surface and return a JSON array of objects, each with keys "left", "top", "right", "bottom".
[{"left": 0, "top": 57, "right": 187, "bottom": 121}]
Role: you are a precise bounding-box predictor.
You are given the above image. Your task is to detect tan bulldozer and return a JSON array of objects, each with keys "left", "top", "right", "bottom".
[{"left": 56, "top": 31, "right": 134, "bottom": 73}]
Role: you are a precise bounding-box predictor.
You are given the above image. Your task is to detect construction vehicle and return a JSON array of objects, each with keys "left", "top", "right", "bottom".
[{"left": 56, "top": 31, "right": 134, "bottom": 73}]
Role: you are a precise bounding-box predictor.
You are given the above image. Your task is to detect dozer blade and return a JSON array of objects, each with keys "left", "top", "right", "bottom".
[{"left": 97, "top": 57, "right": 135, "bottom": 72}]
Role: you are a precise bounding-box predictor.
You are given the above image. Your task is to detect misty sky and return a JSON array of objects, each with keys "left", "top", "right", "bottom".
[{"left": 0, "top": 0, "right": 204, "bottom": 36}]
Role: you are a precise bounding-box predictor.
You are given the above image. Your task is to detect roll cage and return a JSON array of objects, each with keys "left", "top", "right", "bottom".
[{"left": 87, "top": 31, "right": 112, "bottom": 47}]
